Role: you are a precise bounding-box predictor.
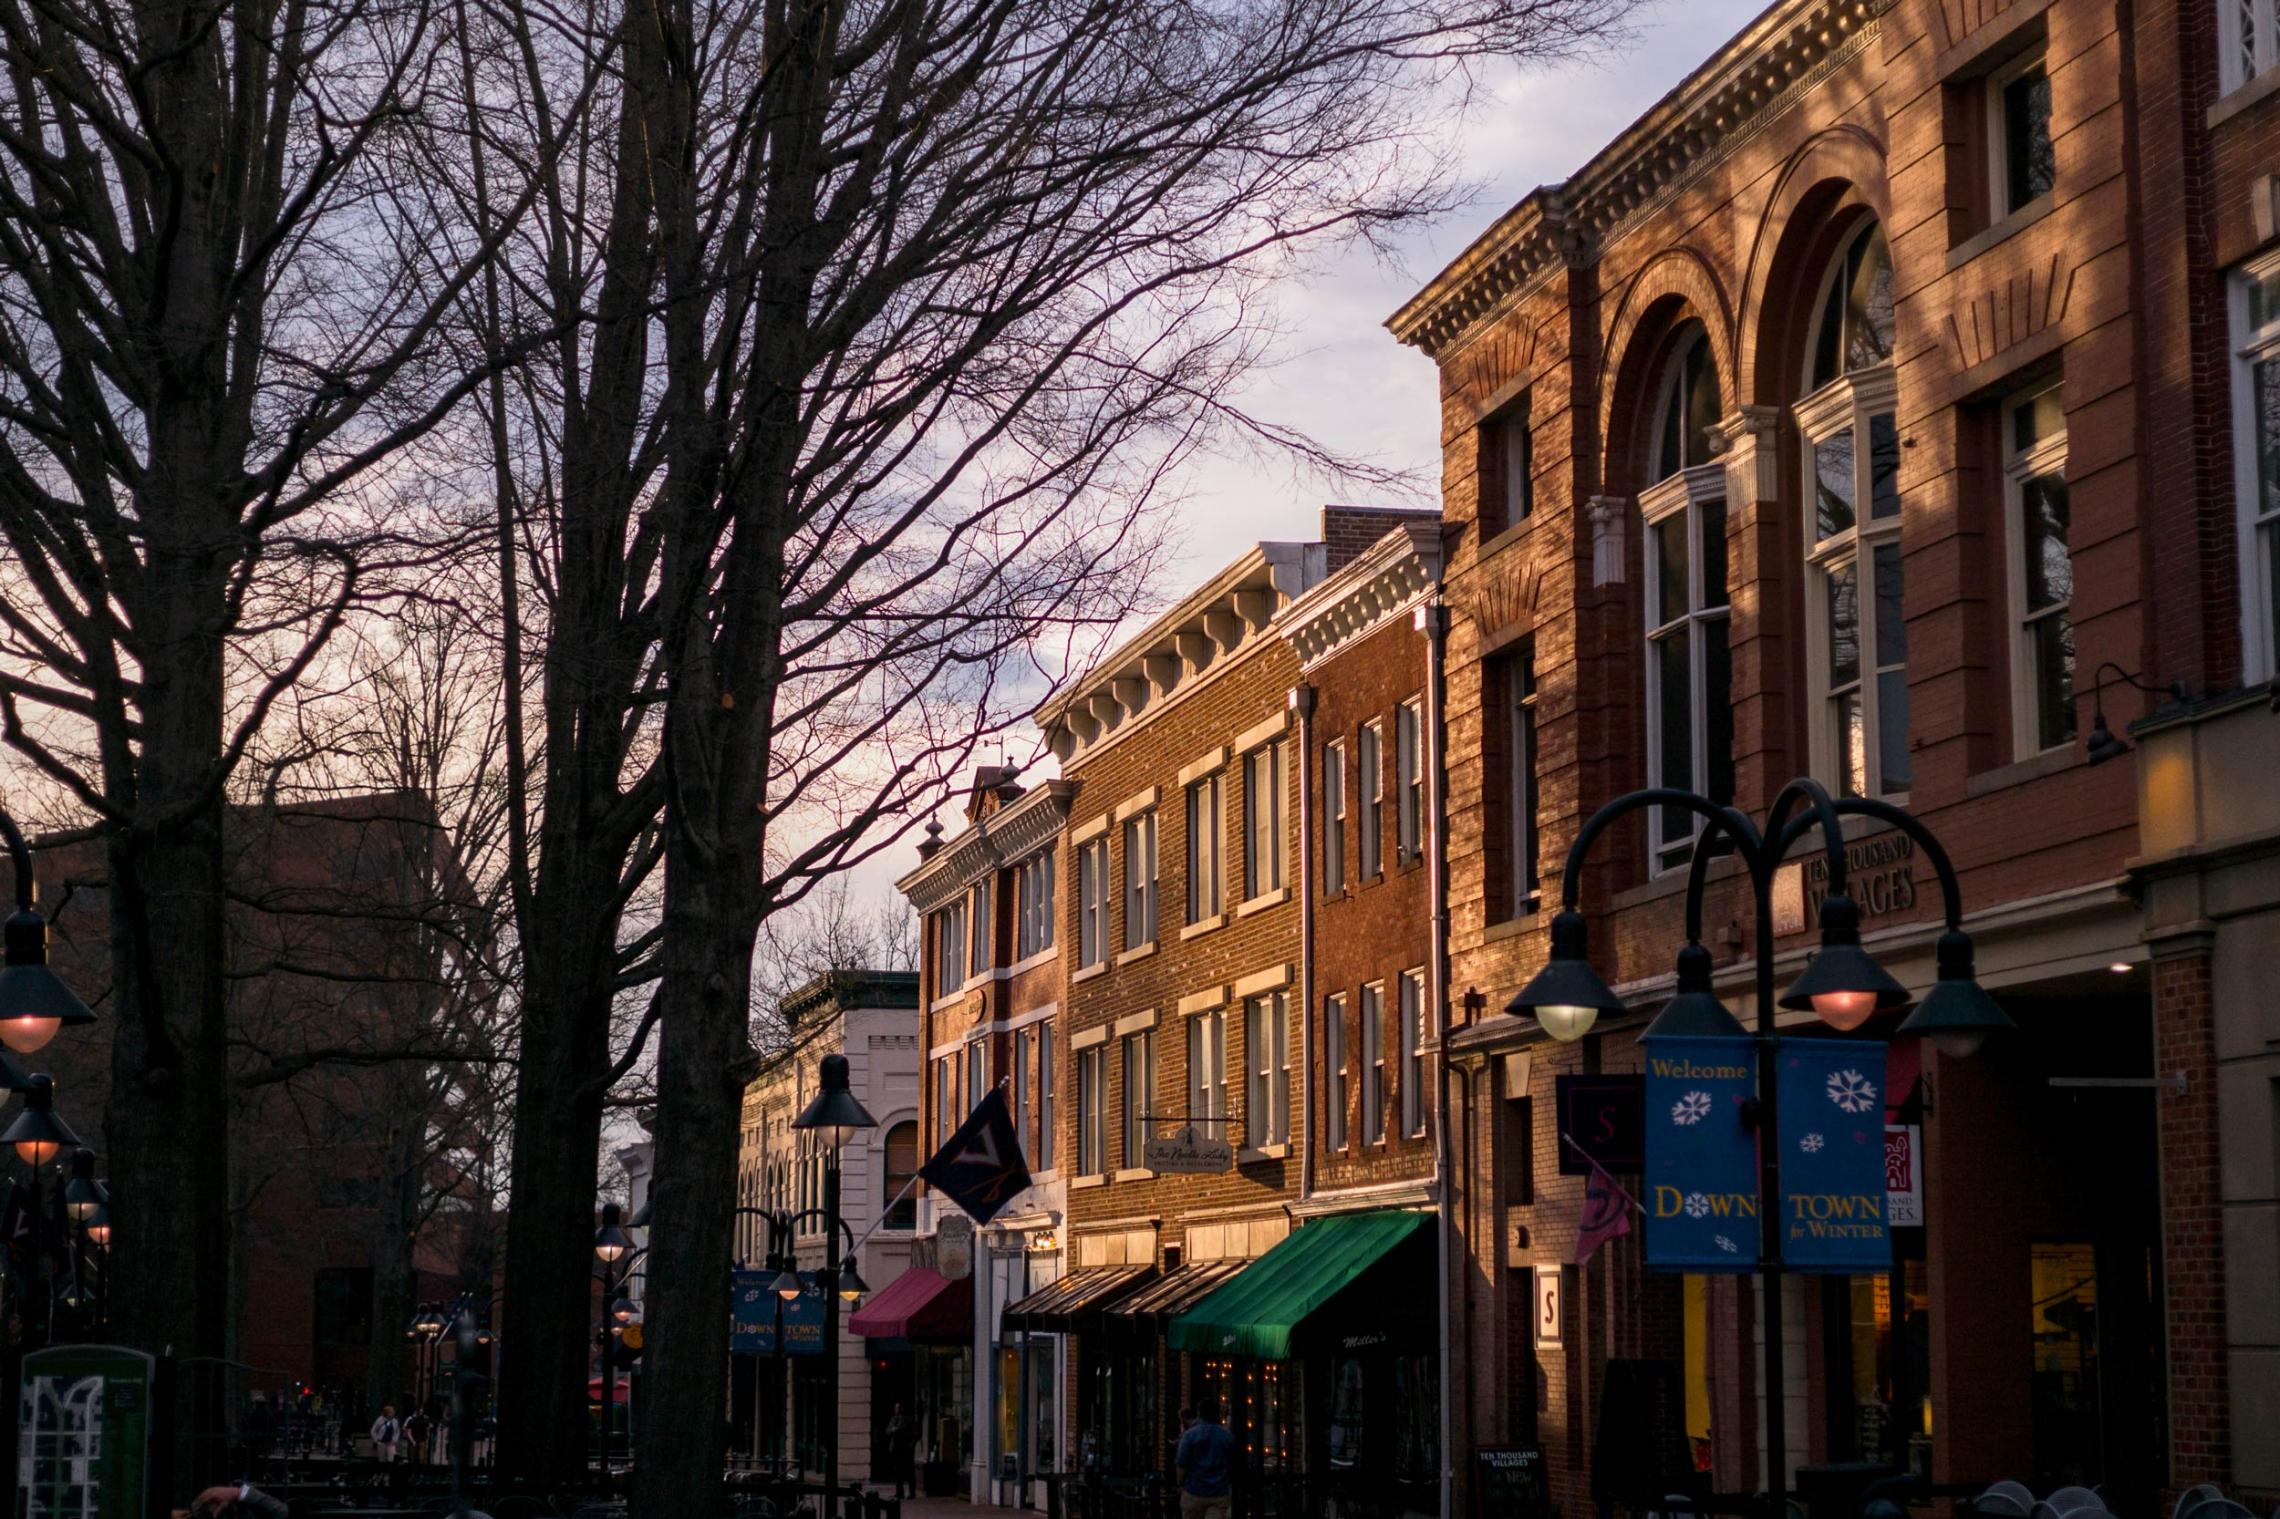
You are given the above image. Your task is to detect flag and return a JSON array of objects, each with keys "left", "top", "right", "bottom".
[
  {"left": 1572, "top": 1145, "right": 1638, "bottom": 1265},
  {"left": 920, "top": 1085, "right": 1030, "bottom": 1223}
]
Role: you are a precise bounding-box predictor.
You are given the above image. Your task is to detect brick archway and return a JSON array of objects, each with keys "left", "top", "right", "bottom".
[
  {"left": 1598, "top": 247, "right": 1737, "bottom": 497},
  {"left": 1734, "top": 125, "right": 1890, "bottom": 406}
]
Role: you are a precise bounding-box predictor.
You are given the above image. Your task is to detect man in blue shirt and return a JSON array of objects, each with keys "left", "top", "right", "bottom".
[{"left": 1174, "top": 1399, "right": 1236, "bottom": 1519}]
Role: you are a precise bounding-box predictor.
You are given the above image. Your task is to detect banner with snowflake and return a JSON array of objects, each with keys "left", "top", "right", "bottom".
[
  {"left": 1775, "top": 1040, "right": 1892, "bottom": 1273},
  {"left": 1640, "top": 1034, "right": 1760, "bottom": 1271}
]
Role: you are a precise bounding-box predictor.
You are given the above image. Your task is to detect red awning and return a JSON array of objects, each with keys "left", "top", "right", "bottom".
[
  {"left": 847, "top": 1265, "right": 972, "bottom": 1344},
  {"left": 586, "top": 1377, "right": 631, "bottom": 1405}
]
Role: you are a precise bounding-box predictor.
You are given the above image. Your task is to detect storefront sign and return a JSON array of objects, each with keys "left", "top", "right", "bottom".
[
  {"left": 1775, "top": 1041, "right": 1892, "bottom": 1272},
  {"left": 1555, "top": 1074, "right": 1644, "bottom": 1175},
  {"left": 1533, "top": 1270, "right": 1563, "bottom": 1346},
  {"left": 1642, "top": 1035, "right": 1760, "bottom": 1271},
  {"left": 1472, "top": 1446, "right": 1549, "bottom": 1519},
  {"left": 938, "top": 1214, "right": 974, "bottom": 1280},
  {"left": 1772, "top": 833, "right": 1917, "bottom": 934},
  {"left": 1885, "top": 1124, "right": 1923, "bottom": 1227},
  {"left": 1142, "top": 1122, "right": 1233, "bottom": 1174}
]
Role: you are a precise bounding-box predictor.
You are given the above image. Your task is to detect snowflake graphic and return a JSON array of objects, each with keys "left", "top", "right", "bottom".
[
  {"left": 1683, "top": 1192, "right": 1711, "bottom": 1219},
  {"left": 1713, "top": 1234, "right": 1738, "bottom": 1254},
  {"left": 1671, "top": 1090, "right": 1713, "bottom": 1126},
  {"left": 1826, "top": 1068, "right": 1878, "bottom": 1115},
  {"left": 1799, "top": 1132, "right": 1826, "bottom": 1154}
]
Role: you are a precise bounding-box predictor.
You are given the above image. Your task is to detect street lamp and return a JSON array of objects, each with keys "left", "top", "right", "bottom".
[
  {"left": 591, "top": 1202, "right": 646, "bottom": 1495},
  {"left": 62, "top": 1146, "right": 104, "bottom": 1221},
  {"left": 1513, "top": 778, "right": 2012, "bottom": 1519},
  {"left": 789, "top": 1053, "right": 878, "bottom": 1519},
  {"left": 0, "top": 813, "right": 96, "bottom": 1057},
  {"left": 4, "top": 1073, "right": 79, "bottom": 1165}
]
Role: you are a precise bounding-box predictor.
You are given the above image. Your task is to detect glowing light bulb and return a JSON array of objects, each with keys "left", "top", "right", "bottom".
[
  {"left": 0, "top": 1015, "right": 59, "bottom": 1055},
  {"left": 1810, "top": 990, "right": 1879, "bottom": 1031}
]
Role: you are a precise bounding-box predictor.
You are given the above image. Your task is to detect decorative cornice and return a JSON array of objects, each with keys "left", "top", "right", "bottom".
[
  {"left": 1388, "top": 0, "right": 1894, "bottom": 358},
  {"left": 1282, "top": 522, "right": 1445, "bottom": 670},
  {"left": 896, "top": 779, "right": 1079, "bottom": 913}
]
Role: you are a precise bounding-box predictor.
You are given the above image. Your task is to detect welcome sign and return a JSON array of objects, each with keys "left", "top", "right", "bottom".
[
  {"left": 1775, "top": 1040, "right": 1891, "bottom": 1272},
  {"left": 1641, "top": 1035, "right": 1760, "bottom": 1271}
]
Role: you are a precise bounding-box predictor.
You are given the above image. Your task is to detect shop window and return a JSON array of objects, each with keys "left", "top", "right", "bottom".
[
  {"left": 1245, "top": 991, "right": 1290, "bottom": 1148},
  {"left": 1395, "top": 698, "right": 1424, "bottom": 865},
  {"left": 1478, "top": 391, "right": 1533, "bottom": 539},
  {"left": 1189, "top": 1006, "right": 1229, "bottom": 1130},
  {"left": 2232, "top": 253, "right": 2280, "bottom": 686},
  {"left": 1399, "top": 969, "right": 1428, "bottom": 1138},
  {"left": 1322, "top": 739, "right": 1347, "bottom": 895},
  {"left": 1242, "top": 741, "right": 1284, "bottom": 900},
  {"left": 2030, "top": 1243, "right": 2103, "bottom": 1482},
  {"left": 1076, "top": 837, "right": 1108, "bottom": 969},
  {"left": 1357, "top": 721, "right": 1383, "bottom": 877},
  {"left": 2005, "top": 384, "right": 2073, "bottom": 754},
  {"left": 1799, "top": 220, "right": 1906, "bottom": 798},
  {"left": 1121, "top": 1030, "right": 1154, "bottom": 1166},
  {"left": 2221, "top": 0, "right": 2277, "bottom": 93},
  {"left": 1014, "top": 850, "right": 1055, "bottom": 959},
  {"left": 1186, "top": 772, "right": 1224, "bottom": 923},
  {"left": 1076, "top": 1045, "right": 1108, "bottom": 1177},
  {"left": 1988, "top": 49, "right": 2055, "bottom": 217},
  {"left": 1323, "top": 993, "right": 1348, "bottom": 1151},
  {"left": 882, "top": 1122, "right": 919, "bottom": 1229},
  {"left": 1197, "top": 1357, "right": 1299, "bottom": 1475},
  {"left": 1123, "top": 810, "right": 1158, "bottom": 950},
  {"left": 1036, "top": 1024, "right": 1055, "bottom": 1171},
  {"left": 1361, "top": 982, "right": 1386, "bottom": 1144}
]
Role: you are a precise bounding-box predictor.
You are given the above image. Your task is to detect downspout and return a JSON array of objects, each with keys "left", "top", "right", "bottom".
[
  {"left": 1291, "top": 683, "right": 1319, "bottom": 1206},
  {"left": 1419, "top": 598, "right": 1454, "bottom": 1519}
]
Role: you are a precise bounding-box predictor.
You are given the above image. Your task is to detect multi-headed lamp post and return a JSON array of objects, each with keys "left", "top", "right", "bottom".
[
  {"left": 1509, "top": 777, "right": 2013, "bottom": 1518},
  {"left": 592, "top": 1201, "right": 642, "bottom": 1492},
  {"left": 788, "top": 1053, "right": 878, "bottom": 1519}
]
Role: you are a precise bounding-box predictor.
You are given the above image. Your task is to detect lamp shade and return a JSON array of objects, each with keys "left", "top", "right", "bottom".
[
  {"left": 63, "top": 1147, "right": 104, "bottom": 1221},
  {"left": 1895, "top": 930, "right": 2016, "bottom": 1059},
  {"left": 773, "top": 1267, "right": 805, "bottom": 1302},
  {"left": 1506, "top": 910, "right": 1627, "bottom": 1043},
  {"left": 1639, "top": 943, "right": 1749, "bottom": 1041},
  {"left": 791, "top": 1053, "right": 879, "bottom": 1132},
  {"left": 85, "top": 1200, "right": 111, "bottom": 1248},
  {"left": 1777, "top": 894, "right": 1910, "bottom": 1029},
  {"left": 0, "top": 909, "right": 97, "bottom": 1055},
  {"left": 837, "top": 1259, "right": 867, "bottom": 1303},
  {"left": 611, "top": 1296, "right": 637, "bottom": 1324},
  {"left": 594, "top": 1202, "right": 634, "bottom": 1263},
  {"left": 3, "top": 1073, "right": 80, "bottom": 1164}
]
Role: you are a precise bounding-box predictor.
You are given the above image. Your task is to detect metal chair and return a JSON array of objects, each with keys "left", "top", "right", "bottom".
[
  {"left": 2174, "top": 1484, "right": 2227, "bottom": 1519},
  {"left": 2046, "top": 1487, "right": 2105, "bottom": 1516},
  {"left": 1971, "top": 1483, "right": 2035, "bottom": 1519}
]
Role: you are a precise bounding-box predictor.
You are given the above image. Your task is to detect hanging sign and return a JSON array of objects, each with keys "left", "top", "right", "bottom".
[
  {"left": 730, "top": 1269, "right": 774, "bottom": 1354},
  {"left": 1554, "top": 1074, "right": 1644, "bottom": 1174},
  {"left": 1885, "top": 1124, "right": 1923, "bottom": 1228},
  {"left": 1641, "top": 1036, "right": 1760, "bottom": 1271},
  {"left": 1143, "top": 1122, "right": 1234, "bottom": 1174},
  {"left": 1776, "top": 1041, "right": 1892, "bottom": 1272}
]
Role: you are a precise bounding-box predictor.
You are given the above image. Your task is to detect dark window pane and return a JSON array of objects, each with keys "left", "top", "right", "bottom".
[
  {"left": 1657, "top": 366, "right": 1686, "bottom": 483},
  {"left": 2023, "top": 475, "right": 2072, "bottom": 612},
  {"left": 1869, "top": 413, "right": 1902, "bottom": 520},
  {"left": 1811, "top": 269, "right": 1845, "bottom": 392},
  {"left": 1686, "top": 339, "right": 1723, "bottom": 465},
  {"left": 1877, "top": 670, "right": 1912, "bottom": 794},
  {"left": 1506, "top": 407, "right": 1534, "bottom": 523},
  {"left": 1827, "top": 559, "right": 1861, "bottom": 686},
  {"left": 1816, "top": 429, "right": 1858, "bottom": 540},
  {"left": 2013, "top": 389, "right": 2064, "bottom": 452},
  {"left": 1700, "top": 499, "right": 1730, "bottom": 609},
  {"left": 1836, "top": 689, "right": 1866, "bottom": 798},
  {"left": 1846, "top": 228, "right": 1895, "bottom": 373},
  {"left": 2257, "top": 357, "right": 2280, "bottom": 517},
  {"left": 1655, "top": 629, "right": 1693, "bottom": 850},
  {"left": 2032, "top": 612, "right": 2077, "bottom": 751},
  {"left": 1874, "top": 542, "right": 1909, "bottom": 668},
  {"left": 2003, "top": 65, "right": 2056, "bottom": 212},
  {"left": 1654, "top": 514, "right": 1690, "bottom": 626},
  {"left": 1705, "top": 617, "right": 1735, "bottom": 806}
]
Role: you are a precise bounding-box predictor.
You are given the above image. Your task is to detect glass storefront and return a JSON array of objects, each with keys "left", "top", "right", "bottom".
[{"left": 918, "top": 1344, "right": 972, "bottom": 1482}]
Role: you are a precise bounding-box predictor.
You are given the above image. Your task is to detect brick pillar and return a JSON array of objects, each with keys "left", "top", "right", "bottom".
[{"left": 2152, "top": 940, "right": 2228, "bottom": 1495}]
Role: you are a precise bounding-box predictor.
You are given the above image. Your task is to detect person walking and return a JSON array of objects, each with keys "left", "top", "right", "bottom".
[
  {"left": 368, "top": 1404, "right": 401, "bottom": 1465},
  {"left": 1173, "top": 1400, "right": 1235, "bottom": 1519},
  {"left": 884, "top": 1403, "right": 917, "bottom": 1499}
]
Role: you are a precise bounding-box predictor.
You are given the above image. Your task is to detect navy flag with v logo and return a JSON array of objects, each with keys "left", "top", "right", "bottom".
[{"left": 920, "top": 1086, "right": 1031, "bottom": 1223}]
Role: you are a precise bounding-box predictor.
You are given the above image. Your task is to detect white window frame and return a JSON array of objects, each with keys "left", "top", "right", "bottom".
[
  {"left": 1360, "top": 981, "right": 1386, "bottom": 1145},
  {"left": 1502, "top": 642, "right": 1540, "bottom": 915},
  {"left": 1395, "top": 698, "right": 1424, "bottom": 865},
  {"left": 1323, "top": 992, "right": 1348, "bottom": 1152},
  {"left": 1399, "top": 969, "right": 1428, "bottom": 1139},
  {"left": 1651, "top": 324, "right": 1720, "bottom": 481},
  {"left": 1322, "top": 739, "right": 1347, "bottom": 895},
  {"left": 933, "top": 896, "right": 968, "bottom": 993},
  {"left": 1242, "top": 741, "right": 1285, "bottom": 900},
  {"left": 1357, "top": 721, "right": 1383, "bottom": 878},
  {"left": 1986, "top": 47, "right": 2054, "bottom": 219},
  {"left": 1485, "top": 394, "right": 1533, "bottom": 535},
  {"left": 1245, "top": 992, "right": 1290, "bottom": 1148},
  {"left": 1188, "top": 1006, "right": 1228, "bottom": 1129},
  {"left": 1798, "top": 362, "right": 1908, "bottom": 799},
  {"left": 1185, "top": 772, "right": 1224, "bottom": 924},
  {"left": 1036, "top": 1023, "right": 1055, "bottom": 1171},
  {"left": 934, "top": 1057, "right": 959, "bottom": 1146},
  {"left": 2004, "top": 385, "right": 2074, "bottom": 755},
  {"left": 965, "top": 1039, "right": 989, "bottom": 1116},
  {"left": 1076, "top": 1045, "right": 1108, "bottom": 1178},
  {"left": 1013, "top": 1027, "right": 1032, "bottom": 1150},
  {"left": 1122, "top": 1030, "right": 1154, "bottom": 1167},
  {"left": 2220, "top": 0, "right": 2278, "bottom": 96},
  {"left": 2233, "top": 253, "right": 2280, "bottom": 687},
  {"left": 967, "top": 882, "right": 993, "bottom": 981},
  {"left": 1015, "top": 850, "right": 1055, "bottom": 959},
  {"left": 1123, "top": 810, "right": 1158, "bottom": 951},
  {"left": 1641, "top": 464, "right": 1734, "bottom": 873},
  {"left": 1077, "top": 836, "right": 1109, "bottom": 969}
]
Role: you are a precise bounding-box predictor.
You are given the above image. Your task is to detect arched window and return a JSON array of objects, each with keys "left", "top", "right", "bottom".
[
  {"left": 1640, "top": 321, "right": 1734, "bottom": 871},
  {"left": 1796, "top": 219, "right": 1907, "bottom": 798},
  {"left": 881, "top": 1121, "right": 919, "bottom": 1229}
]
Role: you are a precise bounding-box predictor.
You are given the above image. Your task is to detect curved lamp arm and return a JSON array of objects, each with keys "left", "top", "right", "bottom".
[
  {"left": 1763, "top": 775, "right": 1853, "bottom": 899},
  {"left": 1553, "top": 787, "right": 1765, "bottom": 912},
  {"left": 1680, "top": 805, "right": 1761, "bottom": 946}
]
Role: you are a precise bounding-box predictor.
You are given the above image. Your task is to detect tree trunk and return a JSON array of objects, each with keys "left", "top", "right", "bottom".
[{"left": 368, "top": 1063, "right": 429, "bottom": 1417}]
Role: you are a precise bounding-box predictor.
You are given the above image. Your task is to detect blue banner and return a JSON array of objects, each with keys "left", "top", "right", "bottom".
[
  {"left": 1641, "top": 1035, "right": 1760, "bottom": 1271},
  {"left": 732, "top": 1270, "right": 776, "bottom": 1326},
  {"left": 1775, "top": 1040, "right": 1891, "bottom": 1273},
  {"left": 728, "top": 1269, "right": 827, "bottom": 1355}
]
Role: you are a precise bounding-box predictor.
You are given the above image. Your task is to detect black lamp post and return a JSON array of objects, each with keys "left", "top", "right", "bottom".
[
  {"left": 735, "top": 1204, "right": 865, "bottom": 1478},
  {"left": 789, "top": 1054, "right": 878, "bottom": 1519},
  {"left": 1509, "top": 778, "right": 2012, "bottom": 1518},
  {"left": 592, "top": 1202, "right": 643, "bottom": 1493},
  {"left": 0, "top": 811, "right": 97, "bottom": 1058},
  {"left": 3, "top": 1073, "right": 83, "bottom": 1347}
]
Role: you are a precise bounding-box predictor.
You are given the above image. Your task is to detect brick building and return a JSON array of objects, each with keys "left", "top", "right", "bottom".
[{"left": 1387, "top": 0, "right": 2280, "bottom": 1511}]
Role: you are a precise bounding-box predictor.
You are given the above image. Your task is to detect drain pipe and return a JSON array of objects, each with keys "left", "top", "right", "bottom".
[
  {"left": 1417, "top": 598, "right": 1454, "bottom": 1519},
  {"left": 1290, "top": 682, "right": 1319, "bottom": 1207}
]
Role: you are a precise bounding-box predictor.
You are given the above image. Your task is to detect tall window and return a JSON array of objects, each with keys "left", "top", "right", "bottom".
[
  {"left": 1323, "top": 993, "right": 1348, "bottom": 1152},
  {"left": 1357, "top": 722, "right": 1383, "bottom": 877},
  {"left": 1245, "top": 992, "right": 1290, "bottom": 1148},
  {"left": 1800, "top": 221, "right": 1907, "bottom": 798},
  {"left": 882, "top": 1122, "right": 919, "bottom": 1229},
  {"left": 1243, "top": 742, "right": 1284, "bottom": 899},
  {"left": 967, "top": 882, "right": 993, "bottom": 979},
  {"left": 2220, "top": 0, "right": 2276, "bottom": 93},
  {"left": 933, "top": 895, "right": 969, "bottom": 992},
  {"left": 1122, "top": 1031, "right": 1155, "bottom": 1167},
  {"left": 1015, "top": 850, "right": 1055, "bottom": 959},
  {"left": 1988, "top": 50, "right": 2055, "bottom": 217},
  {"left": 1479, "top": 391, "right": 1534, "bottom": 538},
  {"left": 1077, "top": 837, "right": 1109, "bottom": 969},
  {"left": 2006, "top": 385, "right": 2073, "bottom": 753},
  {"left": 1399, "top": 970, "right": 1428, "bottom": 1139},
  {"left": 1186, "top": 773, "right": 1224, "bottom": 923},
  {"left": 965, "top": 1040, "right": 989, "bottom": 1117},
  {"left": 2233, "top": 255, "right": 2280, "bottom": 686},
  {"left": 1395, "top": 699, "right": 1424, "bottom": 865},
  {"left": 1653, "top": 323, "right": 1722, "bottom": 481},
  {"left": 1076, "top": 1044, "right": 1108, "bottom": 1177},
  {"left": 1188, "top": 1006, "right": 1228, "bottom": 1130},
  {"left": 1489, "top": 642, "right": 1540, "bottom": 915},
  {"left": 1036, "top": 1024, "right": 1056, "bottom": 1171},
  {"left": 1013, "top": 1028, "right": 1033, "bottom": 1153},
  {"left": 934, "top": 1058, "right": 959, "bottom": 1146},
  {"left": 1360, "top": 982, "right": 1386, "bottom": 1144},
  {"left": 1322, "top": 740, "right": 1347, "bottom": 895},
  {"left": 1123, "top": 810, "right": 1158, "bottom": 950}
]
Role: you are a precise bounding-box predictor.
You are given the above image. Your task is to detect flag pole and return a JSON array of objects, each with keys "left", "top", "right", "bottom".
[{"left": 1557, "top": 1132, "right": 1645, "bottom": 1214}]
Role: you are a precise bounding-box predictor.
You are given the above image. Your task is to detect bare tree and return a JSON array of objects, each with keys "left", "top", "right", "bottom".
[{"left": 624, "top": 2, "right": 1645, "bottom": 1513}]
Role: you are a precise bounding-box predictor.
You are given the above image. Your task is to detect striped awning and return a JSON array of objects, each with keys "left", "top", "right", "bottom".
[
  {"left": 1105, "top": 1260, "right": 1247, "bottom": 1322},
  {"left": 1002, "top": 1265, "right": 1155, "bottom": 1332}
]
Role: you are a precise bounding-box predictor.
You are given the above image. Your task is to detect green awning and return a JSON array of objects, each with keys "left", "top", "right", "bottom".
[{"left": 1165, "top": 1208, "right": 1432, "bottom": 1360}]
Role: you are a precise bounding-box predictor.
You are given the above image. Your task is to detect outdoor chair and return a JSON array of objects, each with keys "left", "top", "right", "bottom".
[
  {"left": 2185, "top": 1502, "right": 2257, "bottom": 1519},
  {"left": 1971, "top": 1482, "right": 2036, "bottom": 1518},
  {"left": 2046, "top": 1486, "right": 2105, "bottom": 1515},
  {"left": 2175, "top": 1484, "right": 2227, "bottom": 1519}
]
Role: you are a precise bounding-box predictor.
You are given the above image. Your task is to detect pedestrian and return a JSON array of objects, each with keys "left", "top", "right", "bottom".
[
  {"left": 403, "top": 1408, "right": 432, "bottom": 1466},
  {"left": 1173, "top": 1399, "right": 1235, "bottom": 1519},
  {"left": 369, "top": 1404, "right": 401, "bottom": 1465},
  {"left": 884, "top": 1402, "right": 917, "bottom": 1499}
]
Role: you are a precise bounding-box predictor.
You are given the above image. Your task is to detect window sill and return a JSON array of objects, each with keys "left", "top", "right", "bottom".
[
  {"left": 1239, "top": 1144, "right": 1291, "bottom": 1164},
  {"left": 1319, "top": 887, "right": 1348, "bottom": 905},
  {"left": 1235, "top": 888, "right": 1290, "bottom": 918},
  {"left": 2211, "top": 65, "right": 2280, "bottom": 130},
  {"left": 930, "top": 991, "right": 973, "bottom": 1013},
  {"left": 1072, "top": 962, "right": 1109, "bottom": 986},
  {"left": 1476, "top": 514, "right": 1539, "bottom": 565},
  {"left": 1070, "top": 1174, "right": 1108, "bottom": 1191},
  {"left": 1964, "top": 742, "right": 2078, "bottom": 798},
  {"left": 1945, "top": 192, "right": 2053, "bottom": 272},
  {"left": 1009, "top": 947, "right": 1058, "bottom": 977},
  {"left": 1112, "top": 1167, "right": 1156, "bottom": 1183},
  {"left": 1116, "top": 941, "right": 1159, "bottom": 967},
  {"left": 1397, "top": 853, "right": 1427, "bottom": 876},
  {"left": 1180, "top": 913, "right": 1228, "bottom": 941},
  {"left": 1481, "top": 912, "right": 1541, "bottom": 945}
]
